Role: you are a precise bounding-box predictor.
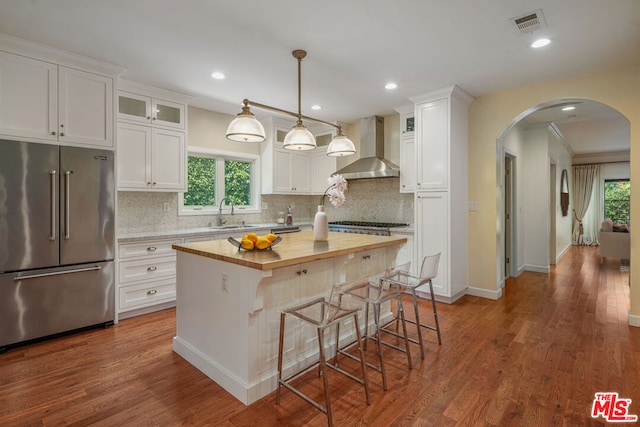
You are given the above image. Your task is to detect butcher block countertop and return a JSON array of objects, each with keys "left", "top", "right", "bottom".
[{"left": 172, "top": 231, "right": 407, "bottom": 271}]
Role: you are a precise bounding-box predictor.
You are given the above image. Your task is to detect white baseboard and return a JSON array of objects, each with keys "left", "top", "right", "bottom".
[
  {"left": 466, "top": 286, "right": 503, "bottom": 300},
  {"left": 118, "top": 301, "right": 176, "bottom": 321},
  {"left": 523, "top": 264, "right": 550, "bottom": 273},
  {"left": 629, "top": 313, "right": 640, "bottom": 327}
]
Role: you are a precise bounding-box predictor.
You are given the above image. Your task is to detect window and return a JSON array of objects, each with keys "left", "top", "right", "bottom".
[
  {"left": 604, "top": 179, "right": 630, "bottom": 224},
  {"left": 179, "top": 148, "right": 260, "bottom": 215}
]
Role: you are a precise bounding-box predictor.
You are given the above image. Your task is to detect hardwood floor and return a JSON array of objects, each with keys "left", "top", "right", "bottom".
[{"left": 1, "top": 245, "right": 637, "bottom": 426}]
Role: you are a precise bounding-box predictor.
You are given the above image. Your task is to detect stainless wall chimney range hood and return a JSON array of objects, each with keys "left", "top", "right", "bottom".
[{"left": 334, "top": 116, "right": 400, "bottom": 179}]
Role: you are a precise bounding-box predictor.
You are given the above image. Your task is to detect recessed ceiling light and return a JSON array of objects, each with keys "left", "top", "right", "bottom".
[
  {"left": 562, "top": 106, "right": 575, "bottom": 111},
  {"left": 385, "top": 82, "right": 397, "bottom": 90},
  {"left": 210, "top": 71, "right": 225, "bottom": 80},
  {"left": 531, "top": 38, "right": 551, "bottom": 48},
  {"left": 311, "top": 105, "right": 322, "bottom": 110}
]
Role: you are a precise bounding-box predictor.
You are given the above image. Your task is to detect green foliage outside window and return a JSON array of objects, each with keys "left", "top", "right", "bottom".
[
  {"left": 604, "top": 180, "right": 630, "bottom": 224},
  {"left": 184, "top": 156, "right": 216, "bottom": 206},
  {"left": 183, "top": 155, "right": 253, "bottom": 208},
  {"left": 225, "top": 160, "right": 252, "bottom": 206}
]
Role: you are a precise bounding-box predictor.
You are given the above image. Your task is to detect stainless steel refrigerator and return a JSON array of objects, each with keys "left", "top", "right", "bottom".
[{"left": 0, "top": 140, "right": 115, "bottom": 350}]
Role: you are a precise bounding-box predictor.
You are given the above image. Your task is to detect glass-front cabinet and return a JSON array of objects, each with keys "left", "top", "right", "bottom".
[{"left": 118, "top": 91, "right": 185, "bottom": 129}]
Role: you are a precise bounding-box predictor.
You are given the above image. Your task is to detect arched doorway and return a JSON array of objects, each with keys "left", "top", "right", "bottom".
[{"left": 496, "top": 98, "right": 630, "bottom": 284}]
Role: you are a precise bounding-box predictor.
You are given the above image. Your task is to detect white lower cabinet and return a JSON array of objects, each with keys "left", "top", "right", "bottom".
[{"left": 117, "top": 238, "right": 180, "bottom": 316}]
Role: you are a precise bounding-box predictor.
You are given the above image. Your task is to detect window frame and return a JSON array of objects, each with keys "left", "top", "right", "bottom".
[{"left": 178, "top": 146, "right": 261, "bottom": 216}]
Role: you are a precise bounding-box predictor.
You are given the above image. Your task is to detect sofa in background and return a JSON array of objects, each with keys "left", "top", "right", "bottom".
[{"left": 598, "top": 218, "right": 630, "bottom": 263}]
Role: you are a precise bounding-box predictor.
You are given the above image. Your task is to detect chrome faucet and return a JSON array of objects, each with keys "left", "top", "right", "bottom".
[{"left": 217, "top": 198, "right": 234, "bottom": 226}]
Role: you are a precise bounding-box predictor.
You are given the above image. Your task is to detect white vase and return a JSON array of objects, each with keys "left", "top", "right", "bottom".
[{"left": 313, "top": 205, "right": 329, "bottom": 241}]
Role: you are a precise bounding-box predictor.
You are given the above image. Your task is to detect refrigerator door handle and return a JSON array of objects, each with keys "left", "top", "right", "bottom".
[
  {"left": 49, "top": 170, "right": 57, "bottom": 241},
  {"left": 12, "top": 265, "right": 103, "bottom": 281},
  {"left": 64, "top": 170, "right": 73, "bottom": 240}
]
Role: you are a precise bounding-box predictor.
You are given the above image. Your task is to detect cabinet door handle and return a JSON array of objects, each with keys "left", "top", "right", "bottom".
[
  {"left": 146, "top": 116, "right": 151, "bottom": 120},
  {"left": 51, "top": 131, "right": 57, "bottom": 136},
  {"left": 296, "top": 270, "right": 302, "bottom": 276},
  {"left": 147, "top": 182, "right": 151, "bottom": 186},
  {"left": 302, "top": 269, "right": 307, "bottom": 275},
  {"left": 60, "top": 133, "right": 65, "bottom": 137},
  {"left": 147, "top": 266, "right": 157, "bottom": 271},
  {"left": 147, "top": 289, "right": 157, "bottom": 295},
  {"left": 152, "top": 117, "right": 157, "bottom": 121},
  {"left": 147, "top": 246, "right": 157, "bottom": 252},
  {"left": 153, "top": 182, "right": 157, "bottom": 185}
]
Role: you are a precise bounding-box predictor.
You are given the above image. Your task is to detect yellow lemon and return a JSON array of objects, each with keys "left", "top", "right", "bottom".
[
  {"left": 265, "top": 233, "right": 277, "bottom": 242},
  {"left": 255, "top": 237, "right": 271, "bottom": 250},
  {"left": 241, "top": 238, "right": 254, "bottom": 250},
  {"left": 246, "top": 233, "right": 259, "bottom": 243}
]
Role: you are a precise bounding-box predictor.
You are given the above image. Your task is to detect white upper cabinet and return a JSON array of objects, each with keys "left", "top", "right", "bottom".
[
  {"left": 0, "top": 51, "right": 57, "bottom": 141},
  {"left": 118, "top": 90, "right": 185, "bottom": 130},
  {"left": 415, "top": 98, "right": 448, "bottom": 191},
  {"left": 58, "top": 66, "right": 113, "bottom": 148},
  {"left": 261, "top": 117, "right": 336, "bottom": 195},
  {"left": 116, "top": 81, "right": 190, "bottom": 192},
  {"left": 0, "top": 50, "right": 115, "bottom": 148},
  {"left": 395, "top": 104, "right": 416, "bottom": 193},
  {"left": 117, "top": 122, "right": 185, "bottom": 191}
]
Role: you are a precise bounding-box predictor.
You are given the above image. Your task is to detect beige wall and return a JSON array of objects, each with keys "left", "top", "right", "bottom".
[
  {"left": 188, "top": 106, "right": 261, "bottom": 155},
  {"left": 468, "top": 64, "right": 640, "bottom": 320}
]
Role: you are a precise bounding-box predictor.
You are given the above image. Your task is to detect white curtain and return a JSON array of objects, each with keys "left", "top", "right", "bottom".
[
  {"left": 580, "top": 168, "right": 602, "bottom": 245},
  {"left": 572, "top": 164, "right": 600, "bottom": 244}
]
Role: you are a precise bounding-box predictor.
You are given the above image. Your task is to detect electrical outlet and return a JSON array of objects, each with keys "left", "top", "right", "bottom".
[{"left": 163, "top": 202, "right": 170, "bottom": 212}]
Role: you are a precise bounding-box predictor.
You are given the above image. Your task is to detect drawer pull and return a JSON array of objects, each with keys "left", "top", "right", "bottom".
[
  {"left": 147, "top": 246, "right": 157, "bottom": 251},
  {"left": 147, "top": 266, "right": 157, "bottom": 271},
  {"left": 147, "top": 289, "right": 158, "bottom": 296}
]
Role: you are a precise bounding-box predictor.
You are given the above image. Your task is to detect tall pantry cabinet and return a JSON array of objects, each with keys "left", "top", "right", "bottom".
[{"left": 409, "top": 86, "right": 472, "bottom": 303}]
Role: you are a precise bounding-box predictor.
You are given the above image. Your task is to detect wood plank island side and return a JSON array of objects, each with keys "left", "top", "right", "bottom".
[{"left": 171, "top": 231, "right": 407, "bottom": 405}]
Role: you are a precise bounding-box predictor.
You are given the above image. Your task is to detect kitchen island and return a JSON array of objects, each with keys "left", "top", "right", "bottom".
[{"left": 171, "top": 231, "right": 406, "bottom": 405}]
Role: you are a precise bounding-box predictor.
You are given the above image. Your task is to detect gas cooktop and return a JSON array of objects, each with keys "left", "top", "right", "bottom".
[{"left": 328, "top": 221, "right": 409, "bottom": 228}]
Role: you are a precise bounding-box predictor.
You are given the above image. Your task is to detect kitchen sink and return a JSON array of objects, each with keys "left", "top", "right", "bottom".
[{"left": 210, "top": 224, "right": 260, "bottom": 230}]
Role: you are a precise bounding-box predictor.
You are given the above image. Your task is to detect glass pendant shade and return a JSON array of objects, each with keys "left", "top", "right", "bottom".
[
  {"left": 326, "top": 134, "right": 356, "bottom": 156},
  {"left": 225, "top": 108, "right": 266, "bottom": 142},
  {"left": 283, "top": 122, "right": 316, "bottom": 150}
]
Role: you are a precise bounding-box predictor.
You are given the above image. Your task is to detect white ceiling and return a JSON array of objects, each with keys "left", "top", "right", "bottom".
[{"left": 0, "top": 0, "right": 638, "bottom": 153}]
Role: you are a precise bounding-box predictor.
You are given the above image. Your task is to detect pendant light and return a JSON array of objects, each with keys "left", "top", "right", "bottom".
[
  {"left": 282, "top": 50, "right": 316, "bottom": 150},
  {"left": 225, "top": 49, "right": 355, "bottom": 156}
]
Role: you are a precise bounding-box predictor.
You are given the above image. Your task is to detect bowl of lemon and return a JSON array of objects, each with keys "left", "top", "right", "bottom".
[{"left": 228, "top": 232, "right": 282, "bottom": 252}]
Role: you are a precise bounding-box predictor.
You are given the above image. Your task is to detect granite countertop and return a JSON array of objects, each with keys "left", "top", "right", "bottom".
[
  {"left": 172, "top": 231, "right": 407, "bottom": 270},
  {"left": 118, "top": 223, "right": 313, "bottom": 242}
]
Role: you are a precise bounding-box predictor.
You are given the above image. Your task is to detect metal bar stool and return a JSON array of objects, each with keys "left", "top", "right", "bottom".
[
  {"left": 338, "top": 262, "right": 413, "bottom": 391},
  {"left": 276, "top": 278, "right": 371, "bottom": 427},
  {"left": 381, "top": 253, "right": 442, "bottom": 359}
]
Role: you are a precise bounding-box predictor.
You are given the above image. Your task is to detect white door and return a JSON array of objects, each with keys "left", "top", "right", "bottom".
[
  {"left": 58, "top": 67, "right": 113, "bottom": 148},
  {"left": 117, "top": 123, "right": 152, "bottom": 189},
  {"left": 0, "top": 51, "right": 57, "bottom": 141},
  {"left": 151, "top": 127, "right": 185, "bottom": 190}
]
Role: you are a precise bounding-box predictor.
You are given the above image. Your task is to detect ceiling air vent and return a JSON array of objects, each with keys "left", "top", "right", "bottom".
[{"left": 511, "top": 9, "right": 547, "bottom": 34}]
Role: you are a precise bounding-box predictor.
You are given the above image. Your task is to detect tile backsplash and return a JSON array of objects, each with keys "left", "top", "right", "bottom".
[{"left": 117, "top": 178, "right": 413, "bottom": 235}]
